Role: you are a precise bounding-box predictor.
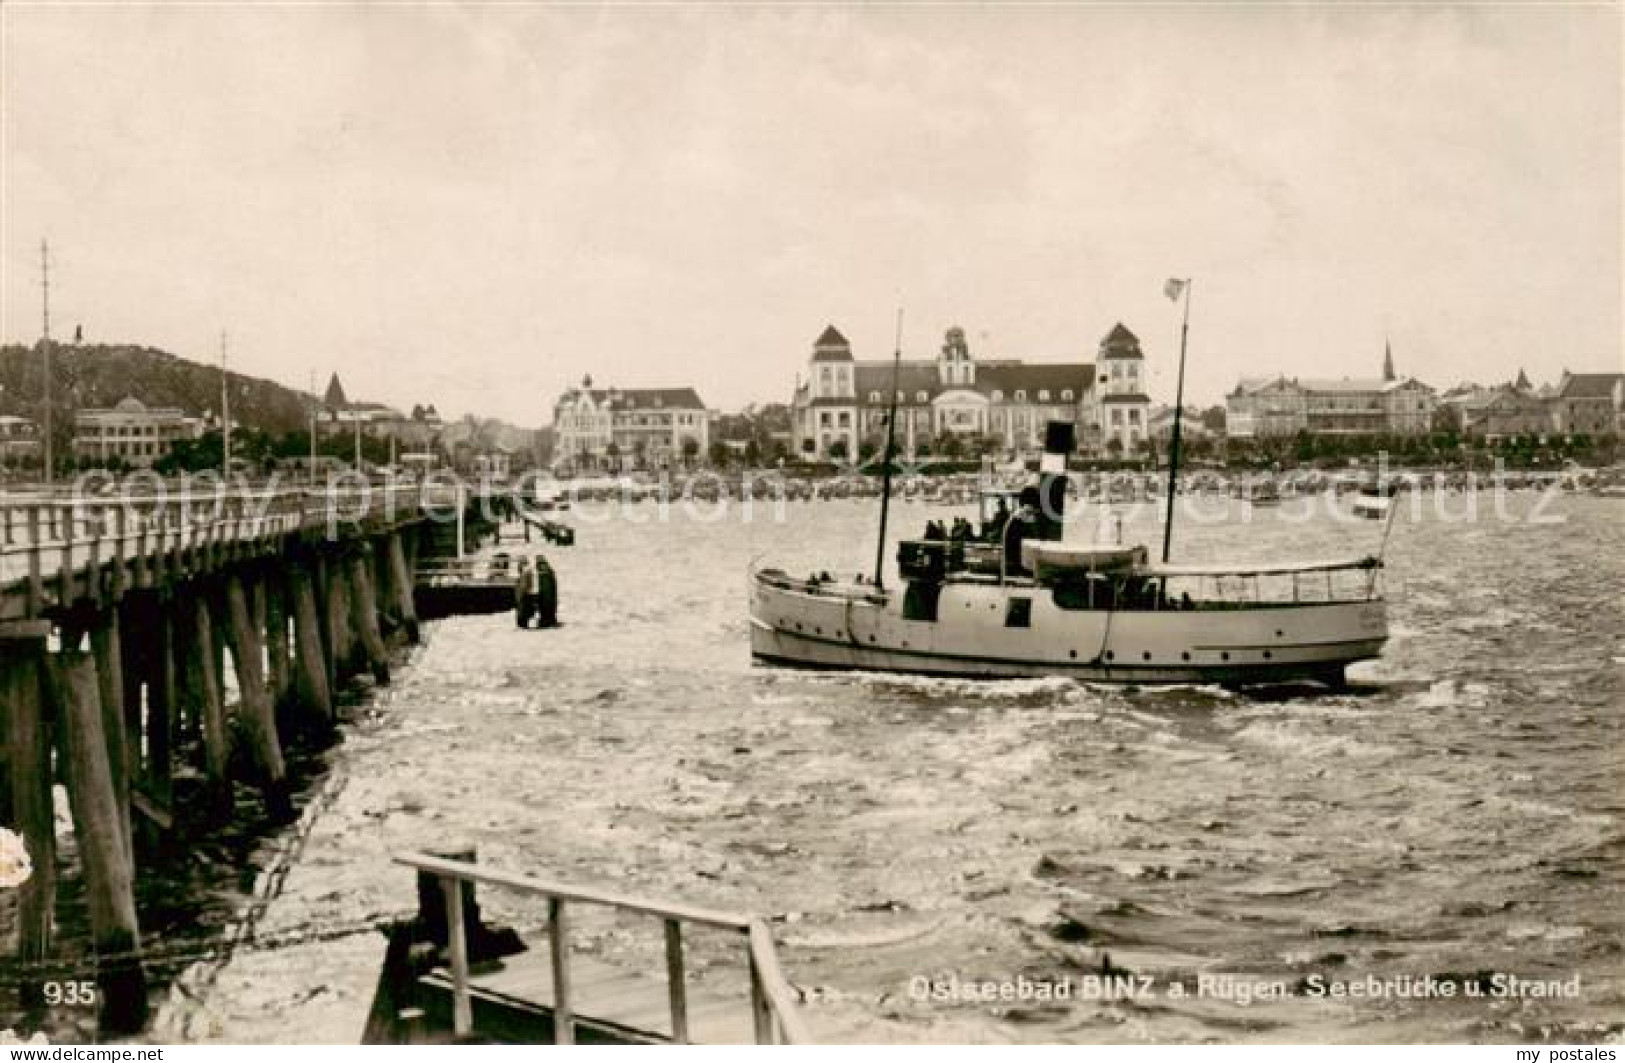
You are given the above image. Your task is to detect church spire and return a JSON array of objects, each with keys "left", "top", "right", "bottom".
[
  {"left": 1382, "top": 338, "right": 1396, "bottom": 382},
  {"left": 323, "top": 372, "right": 348, "bottom": 410}
]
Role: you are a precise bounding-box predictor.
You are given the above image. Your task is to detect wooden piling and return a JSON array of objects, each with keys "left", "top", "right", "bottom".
[
  {"left": 118, "top": 599, "right": 146, "bottom": 785},
  {"left": 264, "top": 570, "right": 292, "bottom": 725},
  {"left": 347, "top": 549, "right": 391, "bottom": 686},
  {"left": 2, "top": 642, "right": 55, "bottom": 1011},
  {"left": 313, "top": 553, "right": 336, "bottom": 692},
  {"left": 146, "top": 602, "right": 176, "bottom": 805},
  {"left": 289, "top": 564, "right": 334, "bottom": 736},
  {"left": 224, "top": 576, "right": 292, "bottom": 821},
  {"left": 326, "top": 557, "right": 356, "bottom": 683},
  {"left": 386, "top": 532, "right": 420, "bottom": 644},
  {"left": 89, "top": 618, "right": 134, "bottom": 868},
  {"left": 185, "top": 593, "right": 232, "bottom": 817},
  {"left": 49, "top": 650, "right": 149, "bottom": 1034}
]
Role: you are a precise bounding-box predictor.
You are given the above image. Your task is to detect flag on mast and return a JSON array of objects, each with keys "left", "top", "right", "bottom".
[{"left": 1164, "top": 277, "right": 1187, "bottom": 302}]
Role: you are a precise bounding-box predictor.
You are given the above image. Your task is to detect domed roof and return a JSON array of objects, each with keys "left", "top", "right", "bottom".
[{"left": 114, "top": 396, "right": 148, "bottom": 413}]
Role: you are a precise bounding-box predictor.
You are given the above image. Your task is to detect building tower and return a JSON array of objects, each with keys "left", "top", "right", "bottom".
[
  {"left": 807, "top": 325, "right": 857, "bottom": 459},
  {"left": 1383, "top": 339, "right": 1396, "bottom": 383},
  {"left": 937, "top": 326, "right": 975, "bottom": 387},
  {"left": 1097, "top": 323, "right": 1149, "bottom": 455}
]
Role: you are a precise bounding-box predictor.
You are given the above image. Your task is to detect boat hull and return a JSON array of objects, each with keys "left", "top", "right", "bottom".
[{"left": 749, "top": 577, "right": 1385, "bottom": 685}]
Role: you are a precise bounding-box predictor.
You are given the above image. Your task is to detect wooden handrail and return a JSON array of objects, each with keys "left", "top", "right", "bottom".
[
  {"left": 748, "top": 920, "right": 812, "bottom": 1045},
  {"left": 397, "top": 851, "right": 752, "bottom": 931},
  {"left": 396, "top": 851, "right": 809, "bottom": 1045}
]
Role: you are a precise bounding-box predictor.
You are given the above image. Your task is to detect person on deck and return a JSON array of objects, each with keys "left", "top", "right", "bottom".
[{"left": 984, "top": 498, "right": 1011, "bottom": 542}]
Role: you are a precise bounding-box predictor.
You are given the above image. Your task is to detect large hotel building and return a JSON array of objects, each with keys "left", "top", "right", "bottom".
[
  {"left": 790, "top": 323, "right": 1152, "bottom": 461},
  {"left": 1225, "top": 347, "right": 1436, "bottom": 439}
]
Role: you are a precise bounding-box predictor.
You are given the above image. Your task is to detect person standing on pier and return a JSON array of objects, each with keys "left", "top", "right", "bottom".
[{"left": 514, "top": 556, "right": 555, "bottom": 628}]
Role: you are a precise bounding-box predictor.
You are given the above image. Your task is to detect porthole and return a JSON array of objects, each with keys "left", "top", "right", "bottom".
[
  {"left": 814, "top": 627, "right": 822, "bottom": 635},
  {"left": 1220, "top": 651, "right": 1230, "bottom": 661},
  {"left": 1263, "top": 650, "right": 1272, "bottom": 660},
  {"left": 795, "top": 623, "right": 803, "bottom": 631},
  {"left": 868, "top": 634, "right": 876, "bottom": 643},
  {"left": 1105, "top": 651, "right": 1115, "bottom": 662},
  {"left": 1275, "top": 629, "right": 1284, "bottom": 638},
  {"left": 1181, "top": 652, "right": 1191, "bottom": 661},
  {"left": 1069, "top": 649, "right": 1077, "bottom": 659},
  {"left": 1142, "top": 651, "right": 1152, "bottom": 661}
]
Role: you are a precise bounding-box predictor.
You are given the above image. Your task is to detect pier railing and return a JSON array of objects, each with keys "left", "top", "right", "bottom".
[{"left": 396, "top": 851, "right": 811, "bottom": 1046}]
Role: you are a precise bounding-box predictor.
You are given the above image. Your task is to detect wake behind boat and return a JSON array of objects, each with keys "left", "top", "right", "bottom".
[{"left": 749, "top": 286, "right": 1390, "bottom": 687}]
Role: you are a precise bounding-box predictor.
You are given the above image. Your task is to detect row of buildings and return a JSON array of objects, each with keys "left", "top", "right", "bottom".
[
  {"left": 550, "top": 324, "right": 1622, "bottom": 472},
  {"left": 548, "top": 320, "right": 1157, "bottom": 472},
  {"left": 1435, "top": 371, "right": 1625, "bottom": 441},
  {"left": 1225, "top": 347, "right": 1624, "bottom": 442},
  {"left": 3, "top": 373, "right": 477, "bottom": 471}
]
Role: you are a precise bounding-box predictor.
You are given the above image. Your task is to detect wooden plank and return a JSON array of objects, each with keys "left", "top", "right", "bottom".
[
  {"left": 129, "top": 787, "right": 174, "bottom": 831},
  {"left": 443, "top": 878, "right": 472, "bottom": 1038},
  {"left": 49, "top": 649, "right": 149, "bottom": 1033},
  {"left": 749, "top": 951, "right": 771, "bottom": 1044},
  {"left": 26, "top": 506, "right": 41, "bottom": 615},
  {"left": 549, "top": 898, "right": 573, "bottom": 1044},
  {"left": 3, "top": 646, "right": 54, "bottom": 1008},
  {"left": 420, "top": 949, "right": 758, "bottom": 1045},
  {"left": 89, "top": 618, "right": 133, "bottom": 866},
  {"left": 224, "top": 575, "right": 290, "bottom": 819},
  {"left": 59, "top": 504, "right": 74, "bottom": 606},
  {"left": 665, "top": 918, "right": 688, "bottom": 1043},
  {"left": 0, "top": 618, "right": 51, "bottom": 640},
  {"left": 112, "top": 505, "right": 127, "bottom": 599},
  {"left": 750, "top": 920, "right": 809, "bottom": 1044}
]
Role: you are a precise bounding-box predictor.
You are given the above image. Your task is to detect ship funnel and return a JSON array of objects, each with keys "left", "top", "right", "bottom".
[{"left": 1035, "top": 421, "right": 1074, "bottom": 541}]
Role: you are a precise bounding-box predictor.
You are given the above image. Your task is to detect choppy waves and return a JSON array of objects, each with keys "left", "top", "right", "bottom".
[{"left": 164, "top": 496, "right": 1624, "bottom": 1044}]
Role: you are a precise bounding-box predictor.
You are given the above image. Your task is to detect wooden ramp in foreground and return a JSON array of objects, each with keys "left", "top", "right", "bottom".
[{"left": 365, "top": 852, "right": 809, "bottom": 1046}]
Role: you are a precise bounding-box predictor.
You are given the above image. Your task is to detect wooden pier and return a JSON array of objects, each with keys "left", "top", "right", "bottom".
[{"left": 0, "top": 482, "right": 492, "bottom": 1034}]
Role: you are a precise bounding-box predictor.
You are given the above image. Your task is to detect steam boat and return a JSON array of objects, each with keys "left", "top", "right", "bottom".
[{"left": 749, "top": 291, "right": 1389, "bottom": 687}]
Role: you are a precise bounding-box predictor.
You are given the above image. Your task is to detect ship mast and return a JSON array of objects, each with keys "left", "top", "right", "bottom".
[
  {"left": 873, "top": 308, "right": 904, "bottom": 592},
  {"left": 1161, "top": 278, "right": 1192, "bottom": 563}
]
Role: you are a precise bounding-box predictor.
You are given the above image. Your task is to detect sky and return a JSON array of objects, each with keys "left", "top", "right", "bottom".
[{"left": 2, "top": 3, "right": 1620, "bottom": 425}]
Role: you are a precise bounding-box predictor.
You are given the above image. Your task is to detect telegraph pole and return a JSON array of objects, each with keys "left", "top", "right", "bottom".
[
  {"left": 40, "top": 240, "right": 53, "bottom": 487},
  {"left": 220, "top": 331, "right": 232, "bottom": 477},
  {"left": 308, "top": 369, "right": 318, "bottom": 484}
]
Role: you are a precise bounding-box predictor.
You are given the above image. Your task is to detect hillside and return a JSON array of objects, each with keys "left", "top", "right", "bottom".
[{"left": 0, "top": 341, "right": 315, "bottom": 451}]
